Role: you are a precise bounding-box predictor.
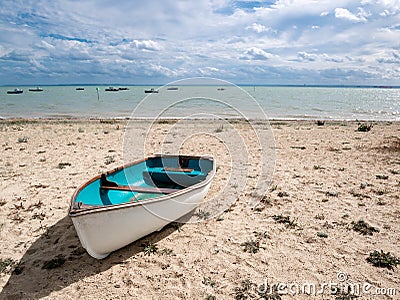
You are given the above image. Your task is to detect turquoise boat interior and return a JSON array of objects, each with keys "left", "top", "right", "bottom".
[{"left": 74, "top": 156, "right": 213, "bottom": 206}]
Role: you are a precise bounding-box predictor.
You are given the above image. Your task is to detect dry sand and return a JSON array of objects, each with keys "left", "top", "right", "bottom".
[{"left": 0, "top": 119, "right": 399, "bottom": 299}]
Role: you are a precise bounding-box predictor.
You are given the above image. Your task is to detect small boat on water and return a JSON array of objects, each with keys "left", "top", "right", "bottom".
[
  {"left": 69, "top": 154, "right": 215, "bottom": 259},
  {"left": 167, "top": 87, "right": 178, "bottom": 91},
  {"left": 76, "top": 87, "right": 85, "bottom": 91},
  {"left": 144, "top": 88, "right": 158, "bottom": 93},
  {"left": 105, "top": 86, "right": 119, "bottom": 91},
  {"left": 28, "top": 87, "right": 43, "bottom": 92},
  {"left": 7, "top": 89, "right": 23, "bottom": 94},
  {"left": 118, "top": 87, "right": 129, "bottom": 91}
]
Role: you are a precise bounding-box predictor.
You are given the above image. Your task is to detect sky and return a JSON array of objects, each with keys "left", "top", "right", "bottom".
[{"left": 0, "top": 0, "right": 399, "bottom": 85}]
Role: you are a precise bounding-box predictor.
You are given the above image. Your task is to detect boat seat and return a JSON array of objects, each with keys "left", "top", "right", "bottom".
[
  {"left": 100, "top": 185, "right": 180, "bottom": 194},
  {"left": 145, "top": 167, "right": 205, "bottom": 177}
]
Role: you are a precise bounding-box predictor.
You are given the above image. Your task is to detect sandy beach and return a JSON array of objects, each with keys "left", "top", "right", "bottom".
[{"left": 0, "top": 119, "right": 399, "bottom": 299}]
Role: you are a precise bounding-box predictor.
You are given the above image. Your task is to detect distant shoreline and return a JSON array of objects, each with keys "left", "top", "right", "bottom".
[
  {"left": 0, "top": 117, "right": 398, "bottom": 124},
  {"left": 1, "top": 84, "right": 399, "bottom": 89}
]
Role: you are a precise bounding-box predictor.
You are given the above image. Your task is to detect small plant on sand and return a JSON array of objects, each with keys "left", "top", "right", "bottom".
[
  {"left": 241, "top": 239, "right": 262, "bottom": 253},
  {"left": 357, "top": 123, "right": 372, "bottom": 132},
  {"left": 326, "top": 190, "right": 339, "bottom": 197},
  {"left": 351, "top": 220, "right": 379, "bottom": 236},
  {"left": 0, "top": 258, "right": 15, "bottom": 273},
  {"left": 195, "top": 209, "right": 210, "bottom": 220},
  {"left": 17, "top": 136, "right": 29, "bottom": 143},
  {"left": 277, "top": 191, "right": 289, "bottom": 197},
  {"left": 57, "top": 162, "right": 71, "bottom": 169},
  {"left": 104, "top": 155, "right": 115, "bottom": 165},
  {"left": 235, "top": 280, "right": 253, "bottom": 300},
  {"left": 367, "top": 250, "right": 400, "bottom": 270},
  {"left": 215, "top": 124, "right": 224, "bottom": 133},
  {"left": 335, "top": 290, "right": 359, "bottom": 300},
  {"left": 376, "top": 199, "right": 386, "bottom": 206},
  {"left": 142, "top": 242, "right": 158, "bottom": 256},
  {"left": 317, "top": 231, "right": 328, "bottom": 238},
  {"left": 160, "top": 248, "right": 174, "bottom": 256},
  {"left": 272, "top": 214, "right": 298, "bottom": 228},
  {"left": 202, "top": 276, "right": 216, "bottom": 288},
  {"left": 170, "top": 222, "right": 184, "bottom": 232}
]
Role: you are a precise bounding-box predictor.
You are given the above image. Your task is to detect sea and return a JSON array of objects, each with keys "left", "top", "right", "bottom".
[{"left": 0, "top": 85, "right": 399, "bottom": 121}]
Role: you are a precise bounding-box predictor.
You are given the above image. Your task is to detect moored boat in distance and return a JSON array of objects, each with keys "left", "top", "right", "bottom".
[
  {"left": 69, "top": 154, "right": 215, "bottom": 259},
  {"left": 167, "top": 87, "right": 178, "bottom": 91},
  {"left": 7, "top": 88, "right": 23, "bottom": 94},
  {"left": 28, "top": 87, "right": 43, "bottom": 92},
  {"left": 76, "top": 87, "right": 85, "bottom": 91},
  {"left": 118, "top": 87, "right": 129, "bottom": 91},
  {"left": 105, "top": 86, "right": 119, "bottom": 91},
  {"left": 144, "top": 88, "right": 158, "bottom": 93}
]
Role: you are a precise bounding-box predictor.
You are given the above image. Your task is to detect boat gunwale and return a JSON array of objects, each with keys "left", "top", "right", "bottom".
[{"left": 68, "top": 154, "right": 215, "bottom": 217}]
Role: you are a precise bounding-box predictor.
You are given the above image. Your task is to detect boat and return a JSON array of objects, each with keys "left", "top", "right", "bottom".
[
  {"left": 167, "top": 87, "right": 178, "bottom": 91},
  {"left": 69, "top": 154, "right": 215, "bottom": 259},
  {"left": 76, "top": 87, "right": 85, "bottom": 91},
  {"left": 28, "top": 87, "right": 43, "bottom": 92},
  {"left": 118, "top": 87, "right": 129, "bottom": 91},
  {"left": 105, "top": 86, "right": 119, "bottom": 91},
  {"left": 144, "top": 88, "right": 158, "bottom": 93},
  {"left": 7, "top": 89, "right": 23, "bottom": 94}
]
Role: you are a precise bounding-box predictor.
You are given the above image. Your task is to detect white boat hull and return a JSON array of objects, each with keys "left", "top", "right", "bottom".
[
  {"left": 69, "top": 155, "right": 215, "bottom": 259},
  {"left": 71, "top": 183, "right": 211, "bottom": 259}
]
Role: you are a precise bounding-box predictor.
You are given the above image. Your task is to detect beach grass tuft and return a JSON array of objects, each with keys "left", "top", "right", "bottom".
[
  {"left": 366, "top": 250, "right": 399, "bottom": 270},
  {"left": 17, "top": 136, "right": 29, "bottom": 143},
  {"left": 351, "top": 220, "right": 379, "bottom": 235},
  {"left": 104, "top": 155, "right": 115, "bottom": 165},
  {"left": 57, "top": 162, "right": 71, "bottom": 169},
  {"left": 241, "top": 239, "right": 262, "bottom": 253},
  {"left": 357, "top": 123, "right": 373, "bottom": 132},
  {"left": 215, "top": 124, "right": 224, "bottom": 133},
  {"left": 195, "top": 209, "right": 210, "bottom": 220},
  {"left": 272, "top": 214, "right": 299, "bottom": 228},
  {"left": 202, "top": 276, "right": 216, "bottom": 288},
  {"left": 0, "top": 258, "right": 15, "bottom": 273},
  {"left": 234, "top": 279, "right": 253, "bottom": 299},
  {"left": 142, "top": 242, "right": 158, "bottom": 256}
]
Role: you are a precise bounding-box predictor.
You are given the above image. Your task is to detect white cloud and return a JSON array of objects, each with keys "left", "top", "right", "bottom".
[
  {"left": 132, "top": 40, "right": 161, "bottom": 51},
  {"left": 246, "top": 23, "right": 271, "bottom": 33},
  {"left": 0, "top": 0, "right": 398, "bottom": 84},
  {"left": 198, "top": 67, "right": 220, "bottom": 76},
  {"left": 334, "top": 8, "right": 367, "bottom": 22},
  {"left": 244, "top": 47, "right": 274, "bottom": 60},
  {"left": 297, "top": 52, "right": 318, "bottom": 62}
]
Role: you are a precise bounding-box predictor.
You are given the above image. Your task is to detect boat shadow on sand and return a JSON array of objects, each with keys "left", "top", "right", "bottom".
[{"left": 1, "top": 214, "right": 185, "bottom": 299}]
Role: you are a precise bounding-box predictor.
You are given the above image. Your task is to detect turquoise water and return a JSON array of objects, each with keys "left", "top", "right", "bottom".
[{"left": 0, "top": 85, "right": 399, "bottom": 121}]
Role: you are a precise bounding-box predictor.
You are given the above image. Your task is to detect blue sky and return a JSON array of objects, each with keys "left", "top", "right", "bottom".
[{"left": 0, "top": 0, "right": 399, "bottom": 85}]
